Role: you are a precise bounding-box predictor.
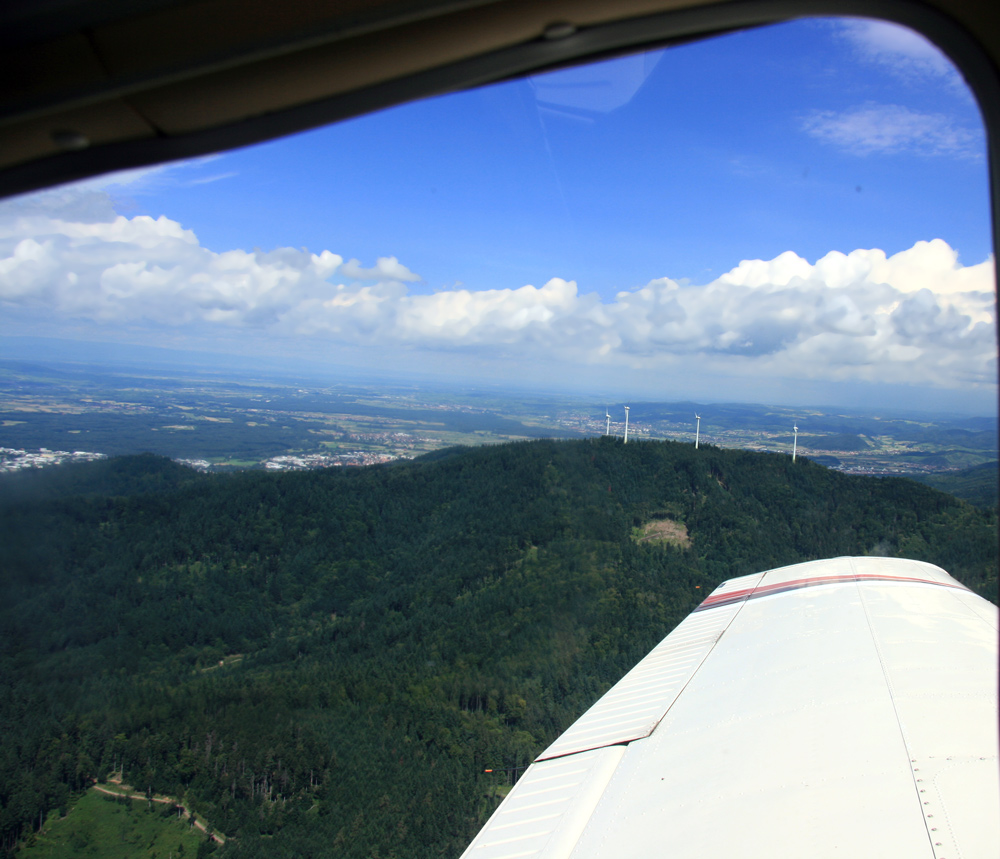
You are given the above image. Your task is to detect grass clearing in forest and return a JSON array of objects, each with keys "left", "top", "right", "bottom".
[
  {"left": 633, "top": 518, "right": 691, "bottom": 547},
  {"left": 18, "top": 789, "right": 206, "bottom": 859}
]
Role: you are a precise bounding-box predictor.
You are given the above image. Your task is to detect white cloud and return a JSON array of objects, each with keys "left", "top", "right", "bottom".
[
  {"left": 802, "top": 103, "right": 981, "bottom": 157},
  {"left": 6, "top": 155, "right": 234, "bottom": 208},
  {"left": 0, "top": 196, "right": 995, "bottom": 395},
  {"left": 188, "top": 171, "right": 238, "bottom": 186},
  {"left": 59, "top": 163, "right": 181, "bottom": 195},
  {"left": 339, "top": 256, "right": 421, "bottom": 282},
  {"left": 836, "top": 19, "right": 957, "bottom": 81},
  {"left": 804, "top": 21, "right": 983, "bottom": 161}
]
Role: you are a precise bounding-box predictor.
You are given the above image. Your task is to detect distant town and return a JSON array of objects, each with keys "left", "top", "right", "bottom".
[
  {"left": 0, "top": 446, "right": 107, "bottom": 473},
  {"left": 179, "top": 450, "right": 401, "bottom": 472}
]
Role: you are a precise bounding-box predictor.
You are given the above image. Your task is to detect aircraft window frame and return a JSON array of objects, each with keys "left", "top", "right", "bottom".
[{"left": 2, "top": 0, "right": 1000, "bottom": 262}]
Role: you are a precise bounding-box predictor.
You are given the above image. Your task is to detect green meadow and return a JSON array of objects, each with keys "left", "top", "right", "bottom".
[{"left": 19, "top": 791, "right": 208, "bottom": 859}]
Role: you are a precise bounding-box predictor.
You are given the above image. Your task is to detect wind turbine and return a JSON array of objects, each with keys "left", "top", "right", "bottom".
[
  {"left": 695, "top": 414, "right": 701, "bottom": 449},
  {"left": 792, "top": 425, "right": 798, "bottom": 462},
  {"left": 605, "top": 407, "right": 611, "bottom": 437},
  {"left": 623, "top": 406, "right": 630, "bottom": 444}
]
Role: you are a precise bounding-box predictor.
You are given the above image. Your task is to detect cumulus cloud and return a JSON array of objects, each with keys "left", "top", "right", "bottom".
[
  {"left": 339, "top": 256, "right": 421, "bottom": 282},
  {"left": 0, "top": 206, "right": 343, "bottom": 328},
  {"left": 802, "top": 103, "right": 982, "bottom": 157},
  {"left": 0, "top": 197, "right": 995, "bottom": 394}
]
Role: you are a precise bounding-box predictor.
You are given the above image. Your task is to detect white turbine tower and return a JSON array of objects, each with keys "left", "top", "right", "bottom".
[
  {"left": 792, "top": 424, "right": 798, "bottom": 462},
  {"left": 695, "top": 414, "right": 701, "bottom": 449},
  {"left": 605, "top": 407, "right": 611, "bottom": 437},
  {"left": 623, "top": 406, "right": 630, "bottom": 444}
]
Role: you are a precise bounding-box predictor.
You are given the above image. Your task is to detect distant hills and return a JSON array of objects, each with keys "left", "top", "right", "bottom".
[{"left": 0, "top": 439, "right": 996, "bottom": 857}]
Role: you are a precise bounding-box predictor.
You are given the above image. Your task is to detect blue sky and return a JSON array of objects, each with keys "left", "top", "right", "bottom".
[{"left": 1, "top": 17, "right": 995, "bottom": 412}]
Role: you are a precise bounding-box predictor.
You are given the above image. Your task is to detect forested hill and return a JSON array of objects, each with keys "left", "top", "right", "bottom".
[
  {"left": 912, "top": 460, "right": 999, "bottom": 509},
  {"left": 1, "top": 439, "right": 996, "bottom": 858}
]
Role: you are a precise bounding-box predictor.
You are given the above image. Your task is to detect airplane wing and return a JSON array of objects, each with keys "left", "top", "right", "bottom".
[{"left": 461, "top": 556, "right": 999, "bottom": 859}]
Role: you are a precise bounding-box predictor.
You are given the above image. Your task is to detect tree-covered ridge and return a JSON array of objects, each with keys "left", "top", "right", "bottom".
[
  {"left": 912, "top": 460, "right": 999, "bottom": 508},
  {"left": 1, "top": 439, "right": 996, "bottom": 857}
]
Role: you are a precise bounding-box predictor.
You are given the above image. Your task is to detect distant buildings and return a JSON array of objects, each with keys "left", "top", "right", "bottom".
[
  {"left": 262, "top": 451, "right": 400, "bottom": 470},
  {"left": 0, "top": 447, "right": 107, "bottom": 473},
  {"left": 0, "top": 446, "right": 410, "bottom": 476}
]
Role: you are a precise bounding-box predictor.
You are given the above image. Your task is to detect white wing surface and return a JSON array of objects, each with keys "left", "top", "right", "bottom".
[{"left": 461, "top": 557, "right": 998, "bottom": 859}]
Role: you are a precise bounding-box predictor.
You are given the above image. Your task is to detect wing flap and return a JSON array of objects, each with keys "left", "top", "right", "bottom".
[
  {"left": 463, "top": 747, "right": 626, "bottom": 859},
  {"left": 536, "top": 572, "right": 762, "bottom": 761}
]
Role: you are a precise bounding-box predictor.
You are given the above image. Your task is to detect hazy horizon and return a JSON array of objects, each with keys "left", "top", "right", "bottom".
[{"left": 2, "top": 333, "right": 995, "bottom": 420}]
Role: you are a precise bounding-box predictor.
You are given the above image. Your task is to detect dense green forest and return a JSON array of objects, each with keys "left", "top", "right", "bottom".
[
  {"left": 1, "top": 439, "right": 996, "bottom": 857},
  {"left": 913, "top": 460, "right": 999, "bottom": 508}
]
